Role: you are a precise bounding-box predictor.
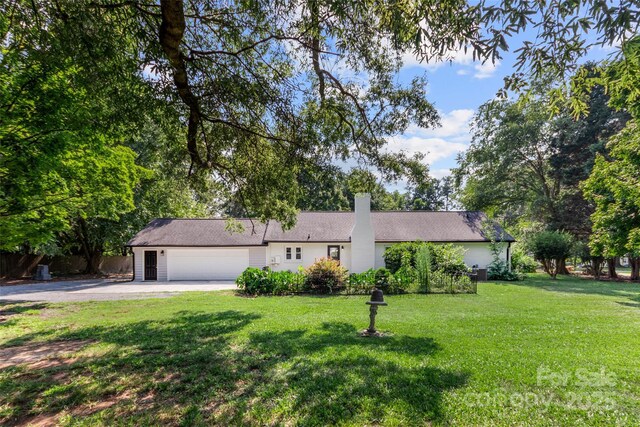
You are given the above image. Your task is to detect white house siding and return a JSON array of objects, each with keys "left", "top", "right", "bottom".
[
  {"left": 460, "top": 242, "right": 507, "bottom": 268},
  {"left": 133, "top": 246, "right": 265, "bottom": 281},
  {"left": 375, "top": 242, "right": 507, "bottom": 270},
  {"left": 249, "top": 247, "right": 267, "bottom": 268},
  {"left": 267, "top": 242, "right": 351, "bottom": 272},
  {"left": 132, "top": 246, "right": 168, "bottom": 281}
]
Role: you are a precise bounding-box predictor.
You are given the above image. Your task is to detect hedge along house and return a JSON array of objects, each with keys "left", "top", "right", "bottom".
[{"left": 127, "top": 194, "right": 515, "bottom": 281}]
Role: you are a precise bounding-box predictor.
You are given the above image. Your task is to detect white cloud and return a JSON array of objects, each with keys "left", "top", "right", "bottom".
[
  {"left": 430, "top": 168, "right": 452, "bottom": 179},
  {"left": 405, "top": 109, "right": 474, "bottom": 139},
  {"left": 385, "top": 108, "right": 474, "bottom": 178},
  {"left": 387, "top": 136, "right": 467, "bottom": 163},
  {"left": 473, "top": 60, "right": 500, "bottom": 79},
  {"left": 402, "top": 46, "right": 501, "bottom": 80},
  {"left": 401, "top": 47, "right": 474, "bottom": 71}
]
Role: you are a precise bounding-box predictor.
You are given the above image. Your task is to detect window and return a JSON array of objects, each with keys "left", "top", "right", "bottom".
[
  {"left": 328, "top": 245, "right": 340, "bottom": 262},
  {"left": 285, "top": 247, "right": 302, "bottom": 261}
]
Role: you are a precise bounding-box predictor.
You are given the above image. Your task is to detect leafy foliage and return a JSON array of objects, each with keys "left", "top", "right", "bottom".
[
  {"left": 527, "top": 231, "right": 574, "bottom": 279},
  {"left": 3, "top": 0, "right": 636, "bottom": 232},
  {"left": 0, "top": 53, "right": 150, "bottom": 251},
  {"left": 581, "top": 39, "right": 640, "bottom": 280},
  {"left": 383, "top": 241, "right": 468, "bottom": 275},
  {"left": 235, "top": 267, "right": 305, "bottom": 295},
  {"left": 415, "top": 245, "right": 432, "bottom": 292},
  {"left": 304, "top": 258, "right": 348, "bottom": 294},
  {"left": 455, "top": 78, "right": 627, "bottom": 242},
  {"left": 511, "top": 247, "right": 538, "bottom": 274},
  {"left": 428, "top": 270, "right": 475, "bottom": 294}
]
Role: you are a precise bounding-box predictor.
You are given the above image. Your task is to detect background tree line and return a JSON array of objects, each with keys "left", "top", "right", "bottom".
[
  {"left": 1, "top": 0, "right": 638, "bottom": 274},
  {"left": 454, "top": 40, "right": 640, "bottom": 280}
]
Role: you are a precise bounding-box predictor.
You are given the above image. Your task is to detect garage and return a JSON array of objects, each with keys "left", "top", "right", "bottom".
[{"left": 167, "top": 248, "right": 249, "bottom": 281}]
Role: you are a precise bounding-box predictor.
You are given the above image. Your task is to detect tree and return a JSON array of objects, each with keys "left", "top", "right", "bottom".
[
  {"left": 406, "top": 176, "right": 456, "bottom": 211},
  {"left": 455, "top": 75, "right": 627, "bottom": 277},
  {"left": 582, "top": 38, "right": 640, "bottom": 281},
  {"left": 454, "top": 93, "right": 560, "bottom": 225},
  {"left": 3, "top": 0, "right": 637, "bottom": 228},
  {"left": 548, "top": 68, "right": 629, "bottom": 240},
  {"left": 54, "top": 118, "right": 213, "bottom": 272},
  {"left": 0, "top": 49, "right": 149, "bottom": 255},
  {"left": 528, "top": 231, "right": 574, "bottom": 279}
]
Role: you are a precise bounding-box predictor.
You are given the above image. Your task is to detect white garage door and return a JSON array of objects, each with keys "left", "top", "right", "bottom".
[{"left": 167, "top": 249, "right": 249, "bottom": 280}]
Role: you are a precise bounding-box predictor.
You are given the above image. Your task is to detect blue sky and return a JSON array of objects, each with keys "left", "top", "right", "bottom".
[{"left": 390, "top": 41, "right": 617, "bottom": 183}]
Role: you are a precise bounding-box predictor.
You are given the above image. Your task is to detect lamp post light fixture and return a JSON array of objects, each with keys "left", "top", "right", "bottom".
[{"left": 361, "top": 288, "right": 388, "bottom": 337}]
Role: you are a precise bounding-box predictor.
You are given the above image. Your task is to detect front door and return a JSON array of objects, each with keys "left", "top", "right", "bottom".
[
  {"left": 144, "top": 250, "right": 158, "bottom": 280},
  {"left": 327, "top": 245, "right": 341, "bottom": 263}
]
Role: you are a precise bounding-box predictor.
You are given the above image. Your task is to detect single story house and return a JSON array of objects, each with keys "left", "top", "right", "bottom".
[{"left": 126, "top": 194, "right": 514, "bottom": 281}]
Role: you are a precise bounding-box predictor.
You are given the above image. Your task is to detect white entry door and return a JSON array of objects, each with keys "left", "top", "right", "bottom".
[{"left": 167, "top": 248, "right": 249, "bottom": 281}]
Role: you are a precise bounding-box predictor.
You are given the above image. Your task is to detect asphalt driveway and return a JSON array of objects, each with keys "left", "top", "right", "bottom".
[{"left": 0, "top": 279, "right": 237, "bottom": 302}]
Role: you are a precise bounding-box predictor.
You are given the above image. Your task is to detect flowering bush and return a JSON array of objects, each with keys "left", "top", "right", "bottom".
[{"left": 304, "top": 258, "right": 348, "bottom": 294}]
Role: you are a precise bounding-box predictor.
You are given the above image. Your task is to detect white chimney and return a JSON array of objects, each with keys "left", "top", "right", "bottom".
[{"left": 350, "top": 193, "right": 375, "bottom": 272}]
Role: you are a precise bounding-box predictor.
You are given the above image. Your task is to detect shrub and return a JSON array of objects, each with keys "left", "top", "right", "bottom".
[
  {"left": 487, "top": 260, "right": 522, "bottom": 281},
  {"left": 345, "top": 268, "right": 412, "bottom": 295},
  {"left": 236, "top": 267, "right": 269, "bottom": 295},
  {"left": 511, "top": 247, "right": 538, "bottom": 273},
  {"left": 429, "top": 270, "right": 475, "bottom": 293},
  {"left": 383, "top": 241, "right": 423, "bottom": 273},
  {"left": 304, "top": 258, "right": 348, "bottom": 294},
  {"left": 528, "top": 231, "right": 574, "bottom": 278},
  {"left": 389, "top": 267, "right": 415, "bottom": 293},
  {"left": 429, "top": 244, "right": 468, "bottom": 275},
  {"left": 236, "top": 267, "right": 304, "bottom": 295},
  {"left": 415, "top": 245, "right": 431, "bottom": 292},
  {"left": 374, "top": 268, "right": 392, "bottom": 292},
  {"left": 268, "top": 270, "right": 306, "bottom": 294},
  {"left": 384, "top": 241, "right": 468, "bottom": 275},
  {"left": 346, "top": 269, "right": 376, "bottom": 295}
]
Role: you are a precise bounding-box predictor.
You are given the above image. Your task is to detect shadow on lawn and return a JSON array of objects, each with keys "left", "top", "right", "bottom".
[
  {"left": 0, "top": 311, "right": 466, "bottom": 426},
  {"left": 507, "top": 274, "right": 640, "bottom": 304},
  {"left": 0, "top": 302, "right": 49, "bottom": 329}
]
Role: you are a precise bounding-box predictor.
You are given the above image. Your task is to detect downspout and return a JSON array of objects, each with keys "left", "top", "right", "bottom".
[
  {"left": 130, "top": 247, "right": 135, "bottom": 282},
  {"left": 507, "top": 242, "right": 512, "bottom": 272}
]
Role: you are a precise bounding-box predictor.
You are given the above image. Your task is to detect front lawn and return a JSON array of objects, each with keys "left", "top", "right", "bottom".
[{"left": 1, "top": 274, "right": 640, "bottom": 425}]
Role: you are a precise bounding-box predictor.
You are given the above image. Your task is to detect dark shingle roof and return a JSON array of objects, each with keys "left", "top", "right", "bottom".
[
  {"left": 126, "top": 219, "right": 267, "bottom": 247},
  {"left": 263, "top": 212, "right": 354, "bottom": 242},
  {"left": 127, "top": 211, "right": 514, "bottom": 246},
  {"left": 371, "top": 211, "right": 513, "bottom": 242}
]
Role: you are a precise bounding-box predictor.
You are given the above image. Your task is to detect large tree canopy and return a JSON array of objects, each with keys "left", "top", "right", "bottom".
[
  {"left": 454, "top": 77, "right": 627, "bottom": 237},
  {"left": 582, "top": 39, "right": 640, "bottom": 280},
  {"left": 2, "top": 0, "right": 639, "bottom": 249}
]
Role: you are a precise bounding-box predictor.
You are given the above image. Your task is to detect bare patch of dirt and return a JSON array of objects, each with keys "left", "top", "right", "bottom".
[
  {"left": 71, "top": 391, "right": 133, "bottom": 417},
  {"left": 16, "top": 412, "right": 64, "bottom": 427},
  {"left": 0, "top": 340, "right": 93, "bottom": 369}
]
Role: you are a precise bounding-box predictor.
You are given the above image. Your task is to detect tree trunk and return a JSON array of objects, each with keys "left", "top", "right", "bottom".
[
  {"left": 75, "top": 217, "right": 103, "bottom": 275},
  {"left": 606, "top": 258, "right": 617, "bottom": 279},
  {"left": 557, "top": 258, "right": 570, "bottom": 275},
  {"left": 84, "top": 250, "right": 103, "bottom": 275},
  {"left": 631, "top": 258, "right": 640, "bottom": 281},
  {"left": 590, "top": 257, "right": 603, "bottom": 279},
  {"left": 541, "top": 259, "right": 551, "bottom": 275}
]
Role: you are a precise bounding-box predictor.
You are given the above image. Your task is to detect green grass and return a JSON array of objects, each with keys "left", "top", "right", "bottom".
[{"left": 1, "top": 274, "right": 640, "bottom": 425}]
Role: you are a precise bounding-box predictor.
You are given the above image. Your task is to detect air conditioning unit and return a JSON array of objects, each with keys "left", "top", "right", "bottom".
[{"left": 270, "top": 256, "right": 281, "bottom": 264}]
